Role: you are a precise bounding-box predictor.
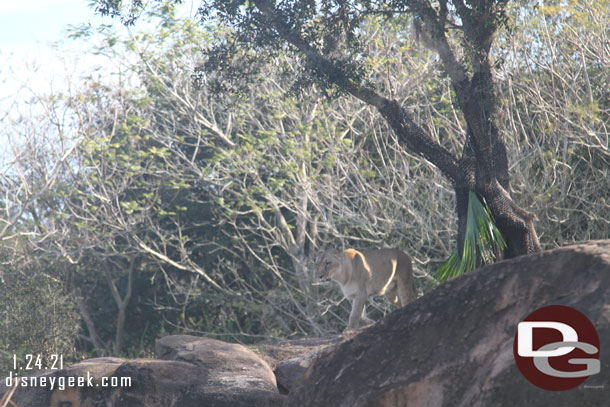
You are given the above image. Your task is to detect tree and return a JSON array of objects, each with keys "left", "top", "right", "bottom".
[
  {"left": 1, "top": 0, "right": 606, "bottom": 352},
  {"left": 53, "top": 5, "right": 452, "bottom": 337},
  {"left": 496, "top": 0, "right": 610, "bottom": 244},
  {"left": 73, "top": 9, "right": 444, "bottom": 335},
  {"left": 95, "top": 0, "right": 542, "bottom": 267},
  {"left": 0, "top": 91, "right": 82, "bottom": 367}
]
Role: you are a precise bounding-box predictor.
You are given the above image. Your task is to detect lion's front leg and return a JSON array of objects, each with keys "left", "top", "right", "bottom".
[
  {"left": 360, "top": 306, "right": 374, "bottom": 325},
  {"left": 346, "top": 294, "right": 366, "bottom": 331}
]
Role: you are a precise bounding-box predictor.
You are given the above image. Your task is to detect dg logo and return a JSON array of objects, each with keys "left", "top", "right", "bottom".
[{"left": 513, "top": 305, "right": 600, "bottom": 391}]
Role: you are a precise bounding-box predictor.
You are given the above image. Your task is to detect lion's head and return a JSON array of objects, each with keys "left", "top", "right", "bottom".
[{"left": 315, "top": 250, "right": 342, "bottom": 282}]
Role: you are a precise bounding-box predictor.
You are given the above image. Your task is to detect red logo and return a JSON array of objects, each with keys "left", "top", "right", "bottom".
[{"left": 513, "top": 305, "right": 600, "bottom": 391}]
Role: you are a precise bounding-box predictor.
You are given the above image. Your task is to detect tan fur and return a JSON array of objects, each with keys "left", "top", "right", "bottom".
[{"left": 316, "top": 248, "right": 417, "bottom": 331}]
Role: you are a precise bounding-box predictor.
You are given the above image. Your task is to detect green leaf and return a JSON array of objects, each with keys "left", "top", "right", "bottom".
[
  {"left": 434, "top": 191, "right": 507, "bottom": 281},
  {"left": 120, "top": 200, "right": 140, "bottom": 215}
]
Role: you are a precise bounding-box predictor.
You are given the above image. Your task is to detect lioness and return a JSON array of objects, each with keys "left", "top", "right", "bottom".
[{"left": 316, "top": 248, "right": 417, "bottom": 331}]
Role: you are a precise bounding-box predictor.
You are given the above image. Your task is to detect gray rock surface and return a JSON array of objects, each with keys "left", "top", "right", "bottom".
[
  {"left": 287, "top": 240, "right": 610, "bottom": 407},
  {"left": 265, "top": 336, "right": 345, "bottom": 394},
  {"left": 4, "top": 241, "right": 609, "bottom": 407},
  {"left": 2, "top": 336, "right": 285, "bottom": 407}
]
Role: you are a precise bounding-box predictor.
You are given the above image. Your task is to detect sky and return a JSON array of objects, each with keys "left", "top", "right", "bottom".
[
  {"left": 0, "top": 0, "right": 198, "bottom": 162},
  {"left": 0, "top": 0, "right": 198, "bottom": 102},
  {"left": 0, "top": 0, "right": 117, "bottom": 130},
  {"left": 0, "top": 0, "right": 109, "bottom": 87},
  {"left": 0, "top": 0, "right": 100, "bottom": 49},
  {"left": 0, "top": 1, "right": 108, "bottom": 162}
]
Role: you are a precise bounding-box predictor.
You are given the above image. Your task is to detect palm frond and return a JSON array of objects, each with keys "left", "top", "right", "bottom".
[{"left": 434, "top": 191, "right": 506, "bottom": 281}]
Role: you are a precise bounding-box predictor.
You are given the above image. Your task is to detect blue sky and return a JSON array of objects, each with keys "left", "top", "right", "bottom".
[
  {"left": 0, "top": 0, "right": 197, "bottom": 99},
  {"left": 0, "top": 0, "right": 114, "bottom": 108},
  {"left": 0, "top": 0, "right": 101, "bottom": 50},
  {"left": 0, "top": 1, "right": 198, "bottom": 162}
]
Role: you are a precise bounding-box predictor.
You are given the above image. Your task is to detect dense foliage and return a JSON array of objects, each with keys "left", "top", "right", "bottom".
[{"left": 0, "top": 1, "right": 608, "bottom": 361}]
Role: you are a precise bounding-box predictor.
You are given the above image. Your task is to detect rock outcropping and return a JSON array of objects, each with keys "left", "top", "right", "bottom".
[
  {"left": 2, "top": 336, "right": 285, "bottom": 407},
  {"left": 287, "top": 240, "right": 610, "bottom": 406},
  {"left": 3, "top": 240, "right": 609, "bottom": 406}
]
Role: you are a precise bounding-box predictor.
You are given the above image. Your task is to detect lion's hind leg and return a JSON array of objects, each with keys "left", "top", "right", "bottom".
[
  {"left": 395, "top": 259, "right": 417, "bottom": 307},
  {"left": 384, "top": 282, "right": 400, "bottom": 305}
]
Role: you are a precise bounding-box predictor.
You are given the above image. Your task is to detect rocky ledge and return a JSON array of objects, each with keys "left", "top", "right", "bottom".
[{"left": 2, "top": 240, "right": 609, "bottom": 406}]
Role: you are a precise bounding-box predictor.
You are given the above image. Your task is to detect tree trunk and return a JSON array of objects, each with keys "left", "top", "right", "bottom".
[
  {"left": 104, "top": 257, "right": 136, "bottom": 356},
  {"left": 253, "top": 0, "right": 542, "bottom": 260},
  {"left": 378, "top": 97, "right": 540, "bottom": 259},
  {"left": 454, "top": 70, "right": 541, "bottom": 258}
]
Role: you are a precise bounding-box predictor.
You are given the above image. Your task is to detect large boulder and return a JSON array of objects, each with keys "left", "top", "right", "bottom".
[
  {"left": 258, "top": 336, "right": 347, "bottom": 394},
  {"left": 155, "top": 335, "right": 283, "bottom": 406},
  {"left": 288, "top": 240, "right": 610, "bottom": 406},
  {"left": 2, "top": 335, "right": 285, "bottom": 407}
]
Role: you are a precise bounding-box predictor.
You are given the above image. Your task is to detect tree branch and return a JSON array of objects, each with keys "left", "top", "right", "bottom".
[
  {"left": 253, "top": 0, "right": 459, "bottom": 182},
  {"left": 135, "top": 237, "right": 227, "bottom": 293},
  {"left": 75, "top": 293, "right": 105, "bottom": 351}
]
